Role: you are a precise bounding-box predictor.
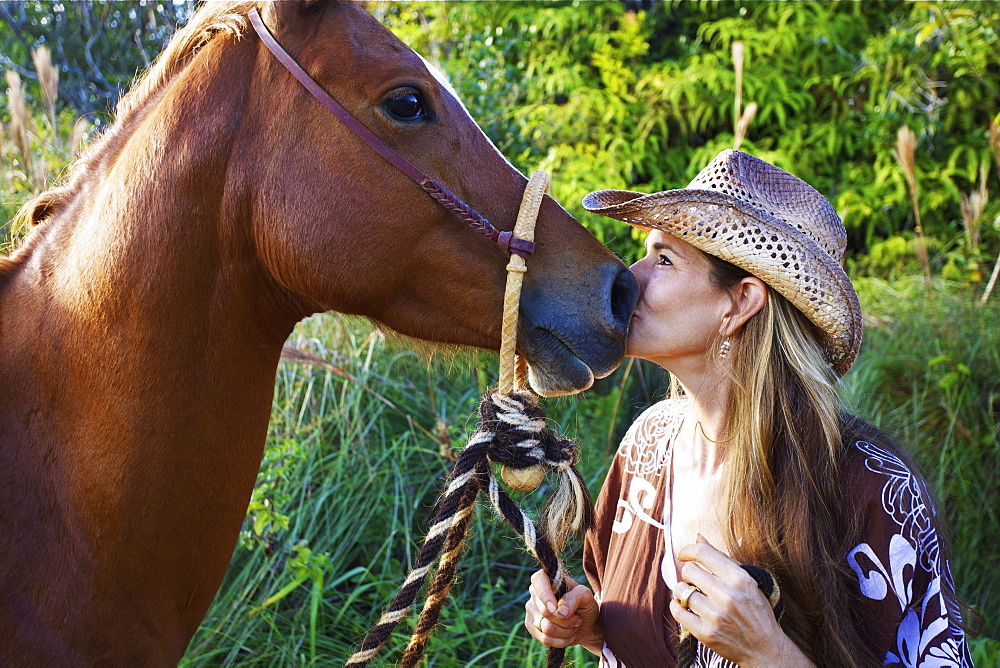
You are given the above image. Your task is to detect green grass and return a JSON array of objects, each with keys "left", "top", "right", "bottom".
[{"left": 181, "top": 288, "right": 1000, "bottom": 665}]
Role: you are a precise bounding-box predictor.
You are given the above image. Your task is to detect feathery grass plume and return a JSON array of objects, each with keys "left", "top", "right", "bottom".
[
  {"left": 736, "top": 103, "right": 758, "bottom": 152},
  {"left": 732, "top": 42, "right": 757, "bottom": 151},
  {"left": 4, "top": 71, "right": 31, "bottom": 177},
  {"left": 985, "top": 120, "right": 1000, "bottom": 305},
  {"left": 69, "top": 117, "right": 89, "bottom": 158},
  {"left": 960, "top": 164, "right": 987, "bottom": 256},
  {"left": 982, "top": 251, "right": 1000, "bottom": 306},
  {"left": 893, "top": 125, "right": 931, "bottom": 283},
  {"left": 733, "top": 41, "right": 744, "bottom": 134},
  {"left": 31, "top": 45, "right": 58, "bottom": 134}
]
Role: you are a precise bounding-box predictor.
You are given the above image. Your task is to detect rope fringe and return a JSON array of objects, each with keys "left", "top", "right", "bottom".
[{"left": 345, "top": 390, "right": 592, "bottom": 667}]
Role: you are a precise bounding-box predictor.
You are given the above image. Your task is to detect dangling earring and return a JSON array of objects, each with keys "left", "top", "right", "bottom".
[{"left": 718, "top": 339, "right": 731, "bottom": 359}]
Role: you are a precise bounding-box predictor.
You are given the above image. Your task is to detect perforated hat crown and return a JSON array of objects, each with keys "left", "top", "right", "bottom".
[{"left": 583, "top": 149, "right": 862, "bottom": 376}]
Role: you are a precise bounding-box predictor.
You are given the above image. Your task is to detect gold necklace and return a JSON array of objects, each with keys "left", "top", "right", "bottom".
[{"left": 695, "top": 420, "right": 733, "bottom": 444}]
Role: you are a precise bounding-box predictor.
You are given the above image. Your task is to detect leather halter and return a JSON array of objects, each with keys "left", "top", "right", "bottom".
[{"left": 248, "top": 8, "right": 535, "bottom": 258}]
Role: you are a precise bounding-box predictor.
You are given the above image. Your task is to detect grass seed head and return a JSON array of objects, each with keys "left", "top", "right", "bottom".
[
  {"left": 960, "top": 165, "right": 988, "bottom": 253},
  {"left": 894, "top": 125, "right": 918, "bottom": 193},
  {"left": 70, "top": 117, "right": 90, "bottom": 157},
  {"left": 5, "top": 70, "right": 31, "bottom": 168},
  {"left": 31, "top": 45, "right": 59, "bottom": 117}
]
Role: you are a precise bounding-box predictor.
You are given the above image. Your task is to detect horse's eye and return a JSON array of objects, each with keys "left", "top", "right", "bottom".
[{"left": 385, "top": 88, "right": 426, "bottom": 120}]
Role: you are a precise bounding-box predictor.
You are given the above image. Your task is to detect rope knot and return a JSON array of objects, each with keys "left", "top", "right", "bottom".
[
  {"left": 474, "top": 389, "right": 594, "bottom": 553},
  {"left": 478, "top": 391, "right": 578, "bottom": 469}
]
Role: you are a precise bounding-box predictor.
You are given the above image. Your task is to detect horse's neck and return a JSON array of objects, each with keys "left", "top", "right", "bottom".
[
  {"left": 0, "top": 37, "right": 300, "bottom": 652},
  {"left": 12, "top": 38, "right": 294, "bottom": 429}
]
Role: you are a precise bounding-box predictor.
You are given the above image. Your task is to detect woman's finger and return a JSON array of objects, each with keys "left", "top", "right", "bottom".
[
  {"left": 529, "top": 570, "right": 560, "bottom": 614},
  {"left": 558, "top": 584, "right": 595, "bottom": 618},
  {"left": 535, "top": 614, "right": 578, "bottom": 639},
  {"left": 525, "top": 601, "right": 578, "bottom": 647},
  {"left": 678, "top": 560, "right": 721, "bottom": 599},
  {"left": 676, "top": 537, "right": 745, "bottom": 582},
  {"left": 669, "top": 597, "right": 708, "bottom": 638},
  {"left": 528, "top": 586, "right": 550, "bottom": 623},
  {"left": 526, "top": 576, "right": 585, "bottom": 634},
  {"left": 675, "top": 581, "right": 711, "bottom": 617},
  {"left": 545, "top": 589, "right": 587, "bottom": 630}
]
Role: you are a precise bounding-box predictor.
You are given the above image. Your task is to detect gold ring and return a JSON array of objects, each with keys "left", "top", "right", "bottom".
[
  {"left": 678, "top": 583, "right": 698, "bottom": 609},
  {"left": 533, "top": 615, "right": 544, "bottom": 632}
]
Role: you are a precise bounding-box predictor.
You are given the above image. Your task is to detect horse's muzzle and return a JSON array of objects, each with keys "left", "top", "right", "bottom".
[{"left": 519, "top": 264, "right": 639, "bottom": 397}]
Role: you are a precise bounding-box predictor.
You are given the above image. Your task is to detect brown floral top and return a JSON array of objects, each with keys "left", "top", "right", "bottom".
[{"left": 583, "top": 398, "right": 971, "bottom": 667}]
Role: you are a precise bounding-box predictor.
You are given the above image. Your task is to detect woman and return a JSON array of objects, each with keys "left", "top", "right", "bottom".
[{"left": 524, "top": 150, "right": 972, "bottom": 666}]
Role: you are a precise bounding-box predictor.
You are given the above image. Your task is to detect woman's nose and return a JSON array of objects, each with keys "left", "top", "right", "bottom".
[
  {"left": 628, "top": 259, "right": 645, "bottom": 284},
  {"left": 627, "top": 260, "right": 646, "bottom": 299}
]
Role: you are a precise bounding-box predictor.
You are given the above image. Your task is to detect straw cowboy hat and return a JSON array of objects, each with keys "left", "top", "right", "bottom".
[{"left": 583, "top": 149, "right": 862, "bottom": 376}]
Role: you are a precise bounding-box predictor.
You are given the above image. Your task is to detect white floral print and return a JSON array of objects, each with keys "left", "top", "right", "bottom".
[
  {"left": 616, "top": 399, "right": 686, "bottom": 477},
  {"left": 848, "top": 441, "right": 971, "bottom": 667},
  {"left": 856, "top": 441, "right": 941, "bottom": 572}
]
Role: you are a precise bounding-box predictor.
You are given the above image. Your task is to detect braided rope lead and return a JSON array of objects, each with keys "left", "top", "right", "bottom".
[{"left": 346, "top": 173, "right": 591, "bottom": 667}]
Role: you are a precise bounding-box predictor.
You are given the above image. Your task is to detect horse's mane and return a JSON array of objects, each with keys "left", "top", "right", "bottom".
[
  {"left": 115, "top": 1, "right": 258, "bottom": 127},
  {"left": 12, "top": 1, "right": 258, "bottom": 233}
]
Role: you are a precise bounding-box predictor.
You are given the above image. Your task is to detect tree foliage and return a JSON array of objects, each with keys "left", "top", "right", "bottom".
[
  {"left": 0, "top": 0, "right": 190, "bottom": 121},
  {"left": 5, "top": 1, "right": 999, "bottom": 274},
  {"left": 379, "top": 1, "right": 1000, "bottom": 280}
]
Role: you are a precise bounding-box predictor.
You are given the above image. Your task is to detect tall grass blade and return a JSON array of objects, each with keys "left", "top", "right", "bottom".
[{"left": 4, "top": 70, "right": 31, "bottom": 179}]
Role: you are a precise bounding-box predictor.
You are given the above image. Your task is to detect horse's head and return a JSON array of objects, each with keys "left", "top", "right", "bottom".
[{"left": 244, "top": 0, "right": 637, "bottom": 395}]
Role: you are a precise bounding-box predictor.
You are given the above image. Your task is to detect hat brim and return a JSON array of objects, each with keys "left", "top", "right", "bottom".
[{"left": 583, "top": 188, "right": 862, "bottom": 376}]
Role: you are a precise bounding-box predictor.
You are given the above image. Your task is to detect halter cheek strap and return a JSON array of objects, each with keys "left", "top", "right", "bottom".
[{"left": 248, "top": 8, "right": 536, "bottom": 258}]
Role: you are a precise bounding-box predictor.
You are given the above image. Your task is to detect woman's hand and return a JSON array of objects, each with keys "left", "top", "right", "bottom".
[
  {"left": 524, "top": 570, "right": 603, "bottom": 655},
  {"left": 670, "top": 536, "right": 814, "bottom": 667}
]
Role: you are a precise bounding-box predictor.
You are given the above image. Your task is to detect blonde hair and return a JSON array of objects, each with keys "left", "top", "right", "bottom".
[{"left": 698, "top": 252, "right": 875, "bottom": 664}]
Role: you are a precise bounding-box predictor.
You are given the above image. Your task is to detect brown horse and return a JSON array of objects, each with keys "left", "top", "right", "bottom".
[{"left": 0, "top": 1, "right": 636, "bottom": 665}]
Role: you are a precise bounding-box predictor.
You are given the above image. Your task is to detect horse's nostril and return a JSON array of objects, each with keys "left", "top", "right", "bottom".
[{"left": 610, "top": 266, "right": 639, "bottom": 330}]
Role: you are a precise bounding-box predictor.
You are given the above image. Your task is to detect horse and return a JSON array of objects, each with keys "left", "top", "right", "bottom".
[{"left": 0, "top": 1, "right": 637, "bottom": 664}]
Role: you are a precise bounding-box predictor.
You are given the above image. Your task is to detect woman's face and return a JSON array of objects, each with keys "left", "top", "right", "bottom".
[{"left": 626, "top": 230, "right": 733, "bottom": 369}]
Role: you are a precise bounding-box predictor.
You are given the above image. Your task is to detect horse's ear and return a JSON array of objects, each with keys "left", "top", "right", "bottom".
[{"left": 14, "top": 188, "right": 68, "bottom": 228}]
